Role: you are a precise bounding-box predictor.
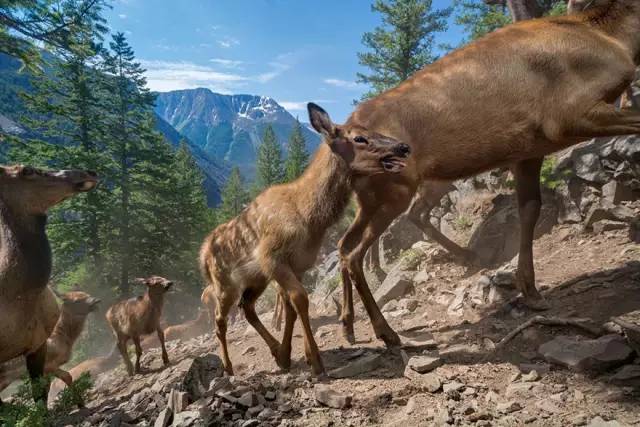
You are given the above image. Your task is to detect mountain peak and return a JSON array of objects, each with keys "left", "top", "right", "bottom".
[{"left": 154, "top": 89, "right": 320, "bottom": 178}]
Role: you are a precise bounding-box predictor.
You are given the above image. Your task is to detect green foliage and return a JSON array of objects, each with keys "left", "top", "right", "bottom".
[
  {"left": 398, "top": 248, "right": 424, "bottom": 270},
  {"left": 547, "top": 1, "right": 568, "bottom": 16},
  {"left": 253, "top": 124, "right": 284, "bottom": 195},
  {"left": 284, "top": 119, "right": 309, "bottom": 182},
  {"left": 454, "top": 214, "right": 473, "bottom": 230},
  {"left": 218, "top": 166, "right": 249, "bottom": 223},
  {"left": 454, "top": 0, "right": 510, "bottom": 41},
  {"left": 357, "top": 0, "right": 452, "bottom": 99},
  {"left": 0, "top": 0, "right": 108, "bottom": 71},
  {"left": 540, "top": 157, "right": 567, "bottom": 190},
  {"left": 0, "top": 373, "right": 92, "bottom": 427}
]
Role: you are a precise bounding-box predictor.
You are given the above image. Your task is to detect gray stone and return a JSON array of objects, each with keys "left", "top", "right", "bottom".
[
  {"left": 401, "top": 335, "right": 437, "bottom": 351},
  {"left": 602, "top": 181, "right": 635, "bottom": 205},
  {"left": 407, "top": 355, "right": 442, "bottom": 374},
  {"left": 497, "top": 401, "right": 522, "bottom": 414},
  {"left": 180, "top": 354, "right": 224, "bottom": 400},
  {"left": 167, "top": 389, "right": 189, "bottom": 414},
  {"left": 519, "top": 363, "right": 550, "bottom": 375},
  {"left": 257, "top": 408, "right": 276, "bottom": 420},
  {"left": 538, "top": 334, "right": 634, "bottom": 372},
  {"left": 314, "top": 384, "right": 352, "bottom": 409},
  {"left": 521, "top": 370, "right": 540, "bottom": 382},
  {"left": 593, "top": 220, "right": 628, "bottom": 234},
  {"left": 246, "top": 405, "right": 264, "bottom": 417},
  {"left": 611, "top": 364, "right": 640, "bottom": 384},
  {"left": 442, "top": 381, "right": 464, "bottom": 393},
  {"left": 264, "top": 391, "right": 276, "bottom": 401},
  {"left": 505, "top": 382, "right": 534, "bottom": 398},
  {"left": 585, "top": 204, "right": 636, "bottom": 229},
  {"left": 403, "top": 365, "right": 442, "bottom": 393},
  {"left": 374, "top": 268, "right": 414, "bottom": 307},
  {"left": 237, "top": 392, "right": 259, "bottom": 408},
  {"left": 171, "top": 411, "right": 199, "bottom": 426},
  {"left": 241, "top": 420, "right": 260, "bottom": 427},
  {"left": 587, "top": 417, "right": 623, "bottom": 427},
  {"left": 328, "top": 353, "right": 382, "bottom": 378},
  {"left": 154, "top": 408, "right": 173, "bottom": 427}
]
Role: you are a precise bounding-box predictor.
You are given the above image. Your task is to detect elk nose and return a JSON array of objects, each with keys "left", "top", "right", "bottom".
[{"left": 395, "top": 143, "right": 411, "bottom": 157}]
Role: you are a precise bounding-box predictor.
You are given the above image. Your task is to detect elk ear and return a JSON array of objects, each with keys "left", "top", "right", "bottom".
[{"left": 308, "top": 103, "right": 336, "bottom": 138}]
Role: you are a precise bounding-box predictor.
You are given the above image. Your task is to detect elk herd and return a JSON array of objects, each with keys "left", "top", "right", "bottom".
[{"left": 1, "top": 0, "right": 640, "bottom": 407}]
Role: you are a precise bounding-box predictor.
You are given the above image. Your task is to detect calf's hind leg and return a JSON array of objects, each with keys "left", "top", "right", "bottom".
[
  {"left": 240, "top": 287, "right": 283, "bottom": 367},
  {"left": 214, "top": 291, "right": 236, "bottom": 375},
  {"left": 116, "top": 335, "right": 134, "bottom": 376}
]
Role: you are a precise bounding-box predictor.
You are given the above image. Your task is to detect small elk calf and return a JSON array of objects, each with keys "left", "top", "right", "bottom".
[
  {"left": 0, "top": 290, "right": 100, "bottom": 391},
  {"left": 106, "top": 276, "right": 173, "bottom": 376},
  {"left": 200, "top": 103, "right": 410, "bottom": 376}
]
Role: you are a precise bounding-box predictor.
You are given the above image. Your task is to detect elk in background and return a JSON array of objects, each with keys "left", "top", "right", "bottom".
[
  {"left": 199, "top": 103, "right": 410, "bottom": 376},
  {"left": 0, "top": 165, "right": 97, "bottom": 400},
  {"left": 106, "top": 276, "right": 173, "bottom": 376}
]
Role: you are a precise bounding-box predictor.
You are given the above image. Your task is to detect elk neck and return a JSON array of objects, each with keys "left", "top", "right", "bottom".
[
  {"left": 292, "top": 144, "right": 352, "bottom": 233},
  {"left": 50, "top": 308, "right": 89, "bottom": 349},
  {"left": 584, "top": 0, "right": 640, "bottom": 61},
  {"left": 0, "top": 198, "right": 52, "bottom": 296}
]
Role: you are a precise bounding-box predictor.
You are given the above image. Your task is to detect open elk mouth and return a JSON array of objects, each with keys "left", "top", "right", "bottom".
[{"left": 381, "top": 155, "right": 406, "bottom": 173}]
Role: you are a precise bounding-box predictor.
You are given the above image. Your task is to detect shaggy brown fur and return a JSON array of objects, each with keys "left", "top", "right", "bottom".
[
  {"left": 105, "top": 276, "right": 173, "bottom": 376},
  {"left": 0, "top": 165, "right": 97, "bottom": 399},
  {"left": 332, "top": 0, "right": 640, "bottom": 347},
  {"left": 199, "top": 103, "right": 410, "bottom": 376}
]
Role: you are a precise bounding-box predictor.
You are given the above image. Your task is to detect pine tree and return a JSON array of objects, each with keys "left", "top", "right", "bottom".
[
  {"left": 100, "top": 32, "right": 169, "bottom": 295},
  {"left": 454, "top": 1, "right": 510, "bottom": 41},
  {"left": 9, "top": 3, "right": 112, "bottom": 285},
  {"left": 253, "top": 124, "right": 284, "bottom": 194},
  {"left": 284, "top": 119, "right": 309, "bottom": 182},
  {"left": 0, "top": 0, "right": 108, "bottom": 70},
  {"left": 357, "top": 0, "right": 452, "bottom": 99},
  {"left": 219, "top": 167, "right": 249, "bottom": 223}
]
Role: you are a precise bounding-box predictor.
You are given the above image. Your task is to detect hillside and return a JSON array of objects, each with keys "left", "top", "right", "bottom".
[
  {"left": 0, "top": 53, "right": 228, "bottom": 205},
  {"left": 154, "top": 88, "right": 321, "bottom": 178}
]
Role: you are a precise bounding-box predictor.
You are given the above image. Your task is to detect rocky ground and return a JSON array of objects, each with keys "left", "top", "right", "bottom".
[
  {"left": 51, "top": 222, "right": 640, "bottom": 427},
  {"left": 34, "top": 136, "right": 640, "bottom": 426}
]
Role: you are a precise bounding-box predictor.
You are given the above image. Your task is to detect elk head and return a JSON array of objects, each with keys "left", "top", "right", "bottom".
[
  {"left": 135, "top": 276, "right": 174, "bottom": 298},
  {"left": 53, "top": 289, "right": 101, "bottom": 315},
  {"left": 308, "top": 103, "right": 410, "bottom": 175},
  {"left": 0, "top": 165, "right": 98, "bottom": 215}
]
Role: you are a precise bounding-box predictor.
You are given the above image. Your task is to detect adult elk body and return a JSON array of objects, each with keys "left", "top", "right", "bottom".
[
  {"left": 200, "top": 103, "right": 410, "bottom": 376},
  {"left": 333, "top": 0, "right": 640, "bottom": 346},
  {"left": 0, "top": 165, "right": 97, "bottom": 398}
]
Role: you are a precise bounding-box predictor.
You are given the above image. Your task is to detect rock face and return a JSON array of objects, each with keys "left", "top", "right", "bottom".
[
  {"left": 374, "top": 266, "right": 415, "bottom": 307},
  {"left": 538, "top": 335, "right": 634, "bottom": 372},
  {"left": 378, "top": 216, "right": 424, "bottom": 270}
]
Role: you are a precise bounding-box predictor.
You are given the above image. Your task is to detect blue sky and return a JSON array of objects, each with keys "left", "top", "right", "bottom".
[{"left": 105, "top": 0, "right": 464, "bottom": 122}]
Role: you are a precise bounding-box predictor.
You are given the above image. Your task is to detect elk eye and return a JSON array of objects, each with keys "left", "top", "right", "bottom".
[{"left": 353, "top": 136, "right": 368, "bottom": 144}]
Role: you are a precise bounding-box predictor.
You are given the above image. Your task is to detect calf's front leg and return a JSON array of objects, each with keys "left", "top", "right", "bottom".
[{"left": 156, "top": 328, "right": 170, "bottom": 366}]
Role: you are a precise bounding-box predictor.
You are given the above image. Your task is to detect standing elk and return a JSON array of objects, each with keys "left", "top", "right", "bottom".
[
  {"left": 333, "top": 0, "right": 640, "bottom": 346},
  {"left": 0, "top": 165, "right": 97, "bottom": 399},
  {"left": 199, "top": 103, "right": 410, "bottom": 376},
  {"left": 106, "top": 276, "right": 173, "bottom": 376}
]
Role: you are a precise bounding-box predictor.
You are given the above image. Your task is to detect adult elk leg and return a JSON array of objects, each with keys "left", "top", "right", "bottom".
[
  {"left": 116, "top": 335, "right": 134, "bottom": 376},
  {"left": 513, "top": 157, "right": 548, "bottom": 310},
  {"left": 340, "top": 202, "right": 410, "bottom": 348},
  {"left": 26, "top": 343, "right": 48, "bottom": 401},
  {"left": 407, "top": 182, "right": 478, "bottom": 265},
  {"left": 133, "top": 336, "right": 143, "bottom": 373},
  {"left": 273, "top": 264, "right": 325, "bottom": 376},
  {"left": 338, "top": 207, "right": 372, "bottom": 344}
]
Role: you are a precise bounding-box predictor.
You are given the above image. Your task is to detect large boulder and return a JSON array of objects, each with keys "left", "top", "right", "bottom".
[
  {"left": 373, "top": 264, "right": 415, "bottom": 307},
  {"left": 538, "top": 335, "right": 634, "bottom": 372},
  {"left": 378, "top": 216, "right": 424, "bottom": 270}
]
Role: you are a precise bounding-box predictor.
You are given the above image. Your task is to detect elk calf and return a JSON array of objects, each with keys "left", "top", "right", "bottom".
[
  {"left": 200, "top": 103, "right": 410, "bottom": 376},
  {"left": 0, "top": 290, "right": 100, "bottom": 391},
  {"left": 106, "top": 276, "right": 172, "bottom": 376}
]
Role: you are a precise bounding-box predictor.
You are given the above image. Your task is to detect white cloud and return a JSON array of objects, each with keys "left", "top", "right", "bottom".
[
  {"left": 118, "top": 13, "right": 127, "bottom": 19},
  {"left": 141, "top": 56, "right": 294, "bottom": 93},
  {"left": 279, "top": 101, "right": 307, "bottom": 111},
  {"left": 324, "top": 78, "right": 362, "bottom": 90},
  {"left": 217, "top": 36, "right": 240, "bottom": 49},
  {"left": 209, "top": 58, "right": 244, "bottom": 69}
]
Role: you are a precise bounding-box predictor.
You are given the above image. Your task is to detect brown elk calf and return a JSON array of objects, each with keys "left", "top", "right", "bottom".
[
  {"left": 0, "top": 165, "right": 97, "bottom": 400},
  {"left": 200, "top": 103, "right": 410, "bottom": 376},
  {"left": 106, "top": 276, "right": 173, "bottom": 376},
  {"left": 0, "top": 290, "right": 100, "bottom": 391}
]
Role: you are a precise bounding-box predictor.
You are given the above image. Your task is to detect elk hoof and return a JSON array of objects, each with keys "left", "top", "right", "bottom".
[
  {"left": 378, "top": 329, "right": 402, "bottom": 348},
  {"left": 341, "top": 323, "right": 356, "bottom": 345}
]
